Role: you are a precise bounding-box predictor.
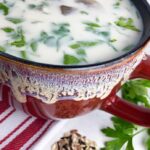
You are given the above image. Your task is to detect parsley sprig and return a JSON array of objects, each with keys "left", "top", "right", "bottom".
[
  {"left": 115, "top": 17, "right": 140, "bottom": 32},
  {"left": 101, "top": 79, "right": 150, "bottom": 150},
  {"left": 101, "top": 117, "right": 138, "bottom": 150},
  {"left": 122, "top": 79, "right": 150, "bottom": 108}
]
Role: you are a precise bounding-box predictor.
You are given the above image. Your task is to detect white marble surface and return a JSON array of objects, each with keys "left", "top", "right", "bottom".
[{"left": 33, "top": 1, "right": 150, "bottom": 150}]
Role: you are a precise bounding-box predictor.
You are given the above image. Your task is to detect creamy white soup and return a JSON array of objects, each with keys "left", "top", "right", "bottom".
[{"left": 0, "top": 0, "right": 143, "bottom": 65}]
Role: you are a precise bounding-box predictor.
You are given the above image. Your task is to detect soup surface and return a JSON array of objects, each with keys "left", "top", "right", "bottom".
[{"left": 0, "top": 0, "right": 143, "bottom": 65}]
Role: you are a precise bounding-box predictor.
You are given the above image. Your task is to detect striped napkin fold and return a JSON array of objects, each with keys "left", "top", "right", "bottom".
[{"left": 0, "top": 84, "right": 56, "bottom": 150}]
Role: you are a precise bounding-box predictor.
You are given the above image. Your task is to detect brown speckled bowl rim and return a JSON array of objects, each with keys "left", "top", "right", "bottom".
[{"left": 0, "top": 0, "right": 150, "bottom": 70}]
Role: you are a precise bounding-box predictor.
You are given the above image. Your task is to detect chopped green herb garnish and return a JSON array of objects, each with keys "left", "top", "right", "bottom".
[
  {"left": 2, "top": 27, "right": 14, "bottom": 33},
  {"left": 84, "top": 23, "right": 110, "bottom": 38},
  {"left": 70, "top": 41, "right": 99, "bottom": 49},
  {"left": 70, "top": 43, "right": 80, "bottom": 49},
  {"left": 80, "top": 11, "right": 88, "bottom": 15},
  {"left": 10, "top": 28, "right": 26, "bottom": 47},
  {"left": 39, "top": 23, "right": 71, "bottom": 51},
  {"left": 84, "top": 22, "right": 118, "bottom": 51},
  {"left": 0, "top": 3, "right": 9, "bottom": 15},
  {"left": 113, "top": 0, "right": 122, "bottom": 8},
  {"left": 69, "top": 41, "right": 100, "bottom": 61},
  {"left": 114, "top": 2, "right": 120, "bottom": 7},
  {"left": 0, "top": 46, "right": 5, "bottom": 52},
  {"left": 122, "top": 45, "right": 134, "bottom": 51},
  {"left": 52, "top": 23, "right": 70, "bottom": 37},
  {"left": 7, "top": 18, "right": 23, "bottom": 24},
  {"left": 63, "top": 54, "right": 81, "bottom": 65},
  {"left": 30, "top": 41, "right": 38, "bottom": 52},
  {"left": 100, "top": 31, "right": 110, "bottom": 37},
  {"left": 109, "top": 39, "right": 117, "bottom": 43},
  {"left": 84, "top": 22, "right": 101, "bottom": 28},
  {"left": 28, "top": 2, "right": 48, "bottom": 10},
  {"left": 11, "top": 37, "right": 26, "bottom": 47},
  {"left": 115, "top": 17, "right": 140, "bottom": 32},
  {"left": 108, "top": 42, "right": 118, "bottom": 51},
  {"left": 20, "top": 51, "right": 27, "bottom": 59},
  {"left": 76, "top": 49, "right": 86, "bottom": 56},
  {"left": 51, "top": 23, "right": 71, "bottom": 51},
  {"left": 10, "top": 27, "right": 24, "bottom": 39},
  {"left": 28, "top": 4, "right": 37, "bottom": 9},
  {"left": 40, "top": 32, "right": 49, "bottom": 43},
  {"left": 40, "top": 32, "right": 57, "bottom": 46}
]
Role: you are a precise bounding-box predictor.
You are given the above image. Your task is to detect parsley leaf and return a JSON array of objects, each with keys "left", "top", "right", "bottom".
[
  {"left": 126, "top": 139, "right": 134, "bottom": 150},
  {"left": 80, "top": 11, "right": 88, "bottom": 15},
  {"left": 70, "top": 41, "right": 99, "bottom": 49},
  {"left": 52, "top": 23, "right": 70, "bottom": 37},
  {"left": 20, "top": 51, "right": 27, "bottom": 59},
  {"left": 84, "top": 22, "right": 101, "bottom": 28},
  {"left": 101, "top": 79, "right": 150, "bottom": 150},
  {"left": 52, "top": 23, "right": 71, "bottom": 51},
  {"left": 122, "top": 45, "right": 134, "bottom": 51},
  {"left": 11, "top": 37, "right": 26, "bottom": 47},
  {"left": 145, "top": 129, "right": 150, "bottom": 150},
  {"left": 69, "top": 40, "right": 101, "bottom": 63},
  {"left": 0, "top": 3, "right": 9, "bottom": 15},
  {"left": 40, "top": 32, "right": 50, "bottom": 43},
  {"left": 109, "top": 39, "right": 117, "bottom": 43},
  {"left": 101, "top": 117, "right": 137, "bottom": 150},
  {"left": 84, "top": 23, "right": 118, "bottom": 51},
  {"left": 70, "top": 40, "right": 100, "bottom": 61},
  {"left": 10, "top": 28, "right": 26, "bottom": 47},
  {"left": 63, "top": 54, "right": 81, "bottom": 65},
  {"left": 76, "top": 49, "right": 86, "bottom": 56},
  {"left": 7, "top": 18, "right": 23, "bottom": 24},
  {"left": 113, "top": 0, "right": 122, "bottom": 8},
  {"left": 28, "top": 2, "right": 48, "bottom": 11},
  {"left": 115, "top": 17, "right": 140, "bottom": 32},
  {"left": 122, "top": 79, "right": 150, "bottom": 108},
  {"left": 0, "top": 46, "right": 6, "bottom": 52},
  {"left": 121, "top": 79, "right": 150, "bottom": 150},
  {"left": 30, "top": 41, "right": 38, "bottom": 52},
  {"left": 2, "top": 27, "right": 14, "bottom": 33},
  {"left": 28, "top": 4, "right": 37, "bottom": 9}
]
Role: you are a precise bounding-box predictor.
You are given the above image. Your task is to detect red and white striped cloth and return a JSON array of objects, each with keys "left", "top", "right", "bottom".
[{"left": 0, "top": 85, "right": 56, "bottom": 150}]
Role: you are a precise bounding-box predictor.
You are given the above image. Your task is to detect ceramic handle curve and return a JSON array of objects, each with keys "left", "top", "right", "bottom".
[
  {"left": 101, "top": 55, "right": 150, "bottom": 127},
  {"left": 101, "top": 95, "right": 150, "bottom": 127},
  {"left": 130, "top": 54, "right": 150, "bottom": 80}
]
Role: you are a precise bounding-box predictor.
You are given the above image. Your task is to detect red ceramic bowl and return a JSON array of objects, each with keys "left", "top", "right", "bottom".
[{"left": 0, "top": 0, "right": 150, "bottom": 126}]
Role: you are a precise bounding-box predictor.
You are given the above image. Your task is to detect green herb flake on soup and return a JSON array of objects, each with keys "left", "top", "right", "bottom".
[{"left": 0, "top": 0, "right": 143, "bottom": 65}]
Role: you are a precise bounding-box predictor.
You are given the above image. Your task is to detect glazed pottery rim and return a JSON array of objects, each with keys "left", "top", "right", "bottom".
[{"left": 0, "top": 0, "right": 150, "bottom": 70}]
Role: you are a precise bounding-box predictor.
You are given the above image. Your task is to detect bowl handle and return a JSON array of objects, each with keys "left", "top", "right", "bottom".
[{"left": 100, "top": 55, "right": 150, "bottom": 127}]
